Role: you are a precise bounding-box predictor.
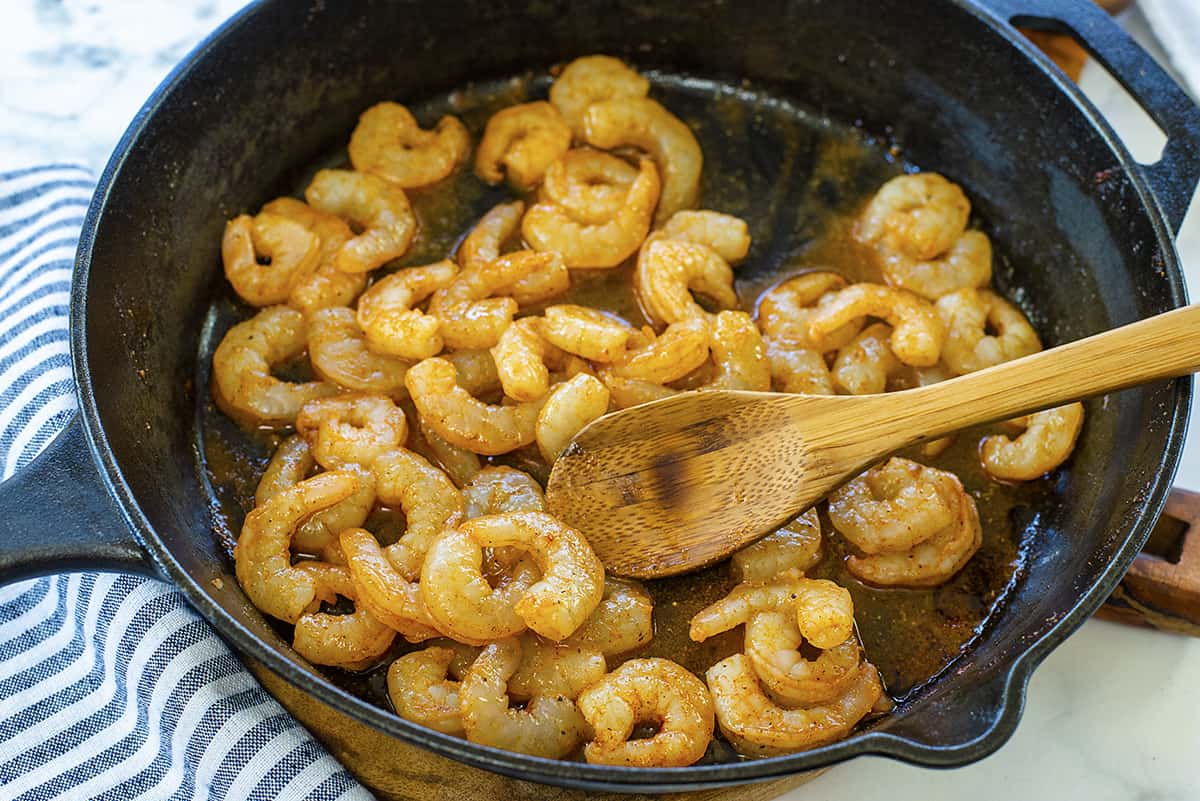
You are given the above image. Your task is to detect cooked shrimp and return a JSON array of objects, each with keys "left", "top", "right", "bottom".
[
  {"left": 609, "top": 318, "right": 711, "bottom": 383},
  {"left": 856, "top": 172, "right": 970, "bottom": 261},
  {"left": 387, "top": 645, "right": 470, "bottom": 735},
  {"left": 635, "top": 239, "right": 739, "bottom": 326},
  {"left": 475, "top": 101, "right": 572, "bottom": 190},
  {"left": 522, "top": 158, "right": 661, "bottom": 269},
  {"left": 583, "top": 97, "right": 702, "bottom": 225},
  {"left": 808, "top": 283, "right": 944, "bottom": 367},
  {"left": 707, "top": 311, "right": 770, "bottom": 391},
  {"left": 881, "top": 229, "right": 992, "bottom": 301},
  {"left": 260, "top": 197, "right": 366, "bottom": 313},
  {"left": 832, "top": 322, "right": 903, "bottom": 395},
  {"left": 212, "top": 305, "right": 337, "bottom": 427},
  {"left": 536, "top": 373, "right": 611, "bottom": 462},
  {"left": 296, "top": 393, "right": 409, "bottom": 470},
  {"left": 731, "top": 508, "right": 823, "bottom": 583},
  {"left": 222, "top": 213, "right": 320, "bottom": 307},
  {"left": 743, "top": 609, "right": 862, "bottom": 707},
  {"left": 304, "top": 169, "right": 417, "bottom": 273},
  {"left": 764, "top": 338, "right": 835, "bottom": 395},
  {"left": 690, "top": 574, "right": 855, "bottom": 651},
  {"left": 462, "top": 466, "right": 546, "bottom": 518},
  {"left": 456, "top": 202, "right": 569, "bottom": 307},
  {"left": 567, "top": 576, "right": 654, "bottom": 657},
  {"left": 235, "top": 471, "right": 360, "bottom": 624},
  {"left": 348, "top": 101, "right": 470, "bottom": 188},
  {"left": 429, "top": 251, "right": 560, "bottom": 349},
  {"left": 539, "top": 148, "right": 639, "bottom": 223},
  {"left": 537, "top": 304, "right": 638, "bottom": 363},
  {"left": 550, "top": 55, "right": 650, "bottom": 139},
  {"left": 508, "top": 633, "right": 607, "bottom": 701},
  {"left": 339, "top": 528, "right": 443, "bottom": 642},
  {"left": 659, "top": 210, "right": 752, "bottom": 264},
  {"left": 756, "top": 271, "right": 858, "bottom": 351},
  {"left": 937, "top": 288, "right": 1041, "bottom": 374},
  {"left": 406, "top": 357, "right": 545, "bottom": 455},
  {"left": 291, "top": 564, "right": 396, "bottom": 670},
  {"left": 707, "top": 655, "right": 883, "bottom": 757},
  {"left": 491, "top": 317, "right": 562, "bottom": 402},
  {"left": 414, "top": 416, "right": 482, "bottom": 488},
  {"left": 307, "top": 307, "right": 410, "bottom": 399},
  {"left": 443, "top": 347, "right": 502, "bottom": 396},
  {"left": 372, "top": 447, "right": 465, "bottom": 580},
  {"left": 827, "top": 457, "right": 955, "bottom": 555},
  {"left": 459, "top": 637, "right": 588, "bottom": 759},
  {"left": 577, "top": 658, "right": 714, "bottom": 767},
  {"left": 981, "top": 402, "right": 1084, "bottom": 481},
  {"left": 356, "top": 260, "right": 460, "bottom": 360}
]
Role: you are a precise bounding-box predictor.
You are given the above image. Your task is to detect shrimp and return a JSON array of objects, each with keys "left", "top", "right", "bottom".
[
  {"left": 429, "top": 251, "right": 560, "bottom": 349},
  {"left": 212, "top": 305, "right": 337, "bottom": 427},
  {"left": 832, "top": 322, "right": 903, "bottom": 395},
  {"left": 339, "top": 528, "right": 443, "bottom": 642},
  {"left": 731, "top": 508, "right": 823, "bottom": 583},
  {"left": 348, "top": 101, "right": 470, "bottom": 188},
  {"left": 981, "top": 402, "right": 1084, "bottom": 481},
  {"left": 609, "top": 318, "right": 711, "bottom": 384},
  {"left": 406, "top": 357, "right": 545, "bottom": 455},
  {"left": 756, "top": 271, "right": 859, "bottom": 352},
  {"left": 583, "top": 97, "right": 702, "bottom": 225},
  {"left": 508, "top": 633, "right": 607, "bottom": 701},
  {"left": 443, "top": 347, "right": 502, "bottom": 396},
  {"left": 707, "top": 311, "right": 770, "bottom": 391},
  {"left": 536, "top": 373, "right": 611, "bottom": 462},
  {"left": 413, "top": 416, "right": 482, "bottom": 488},
  {"left": 462, "top": 466, "right": 546, "bottom": 518},
  {"left": 491, "top": 317, "right": 562, "bottom": 402},
  {"left": 356, "top": 260, "right": 460, "bottom": 360},
  {"left": 387, "top": 645, "right": 471, "bottom": 736},
  {"left": 936, "top": 288, "right": 1041, "bottom": 374},
  {"left": 304, "top": 169, "right": 417, "bottom": 274},
  {"left": 567, "top": 576, "right": 654, "bottom": 657},
  {"left": 881, "top": 229, "right": 992, "bottom": 301},
  {"left": 456, "top": 201, "right": 569, "bottom": 307},
  {"left": 599, "top": 372, "right": 678, "bottom": 409},
  {"left": 292, "top": 564, "right": 397, "bottom": 671},
  {"left": 306, "top": 307, "right": 410, "bottom": 399},
  {"left": 808, "top": 283, "right": 945, "bottom": 367},
  {"left": 635, "top": 239, "right": 739, "bottom": 326},
  {"left": 260, "top": 197, "right": 366, "bottom": 313},
  {"left": 475, "top": 101, "right": 572, "bottom": 190},
  {"left": 459, "top": 637, "right": 589, "bottom": 759},
  {"left": 537, "top": 304, "right": 638, "bottom": 363},
  {"left": 744, "top": 611, "right": 862, "bottom": 707},
  {"left": 856, "top": 172, "right": 970, "bottom": 261},
  {"left": 764, "top": 339, "right": 835, "bottom": 395},
  {"left": 296, "top": 393, "right": 409, "bottom": 470},
  {"left": 690, "top": 574, "right": 855, "bottom": 651},
  {"left": 222, "top": 212, "right": 320, "bottom": 307},
  {"left": 539, "top": 148, "right": 639, "bottom": 224},
  {"left": 577, "top": 658, "right": 714, "bottom": 767},
  {"left": 659, "top": 210, "right": 752, "bottom": 264},
  {"left": 707, "top": 654, "right": 883, "bottom": 757},
  {"left": 911, "top": 361, "right": 958, "bottom": 458},
  {"left": 827, "top": 457, "right": 956, "bottom": 555},
  {"left": 550, "top": 55, "right": 650, "bottom": 139},
  {"left": 372, "top": 447, "right": 466, "bottom": 580},
  {"left": 522, "top": 158, "right": 661, "bottom": 269},
  {"left": 234, "top": 471, "right": 360, "bottom": 624}
]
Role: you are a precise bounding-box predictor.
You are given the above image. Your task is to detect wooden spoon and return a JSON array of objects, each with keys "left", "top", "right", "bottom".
[{"left": 545, "top": 305, "right": 1200, "bottom": 578}]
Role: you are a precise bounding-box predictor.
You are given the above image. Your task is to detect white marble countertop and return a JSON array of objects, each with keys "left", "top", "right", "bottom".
[{"left": 2, "top": 2, "right": 1198, "bottom": 799}]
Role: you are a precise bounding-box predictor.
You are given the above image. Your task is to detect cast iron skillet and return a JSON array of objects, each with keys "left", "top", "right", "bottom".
[{"left": 0, "top": 0, "right": 1197, "bottom": 793}]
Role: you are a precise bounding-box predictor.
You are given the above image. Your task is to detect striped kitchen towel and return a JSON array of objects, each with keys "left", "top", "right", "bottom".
[{"left": 0, "top": 165, "right": 374, "bottom": 801}]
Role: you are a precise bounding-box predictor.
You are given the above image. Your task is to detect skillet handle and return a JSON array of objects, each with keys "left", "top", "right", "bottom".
[
  {"left": 976, "top": 0, "right": 1200, "bottom": 234},
  {"left": 0, "top": 415, "right": 154, "bottom": 583}
]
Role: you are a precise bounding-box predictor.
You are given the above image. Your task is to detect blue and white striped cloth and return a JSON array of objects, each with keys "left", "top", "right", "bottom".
[{"left": 0, "top": 166, "right": 374, "bottom": 801}]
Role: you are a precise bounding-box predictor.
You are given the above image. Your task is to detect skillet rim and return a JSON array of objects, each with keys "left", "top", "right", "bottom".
[{"left": 69, "top": 0, "right": 1191, "bottom": 790}]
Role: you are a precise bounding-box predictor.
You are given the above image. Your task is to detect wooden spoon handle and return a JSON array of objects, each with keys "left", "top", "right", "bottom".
[{"left": 880, "top": 304, "right": 1200, "bottom": 445}]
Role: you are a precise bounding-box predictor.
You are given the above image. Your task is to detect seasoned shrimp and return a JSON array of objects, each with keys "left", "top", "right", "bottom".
[
  {"left": 609, "top": 318, "right": 711, "bottom": 384},
  {"left": 222, "top": 213, "right": 320, "bottom": 307},
  {"left": 305, "top": 169, "right": 417, "bottom": 274},
  {"left": 387, "top": 645, "right": 471, "bottom": 736},
  {"left": 456, "top": 202, "right": 569, "bottom": 307},
  {"left": 550, "top": 55, "right": 650, "bottom": 139},
  {"left": 690, "top": 574, "right": 855, "bottom": 651},
  {"left": 406, "top": 357, "right": 545, "bottom": 455},
  {"left": 212, "top": 305, "right": 337, "bottom": 427},
  {"left": 764, "top": 339, "right": 835, "bottom": 395},
  {"left": 429, "top": 251, "right": 560, "bottom": 349},
  {"left": 744, "top": 610, "right": 862, "bottom": 707},
  {"left": 475, "top": 101, "right": 572, "bottom": 190},
  {"left": 707, "top": 311, "right": 770, "bottom": 391},
  {"left": 598, "top": 372, "right": 678, "bottom": 409},
  {"left": 577, "top": 658, "right": 714, "bottom": 767},
  {"left": 707, "top": 655, "right": 883, "bottom": 757},
  {"left": 808, "top": 283, "right": 945, "bottom": 367},
  {"left": 307, "top": 307, "right": 410, "bottom": 399},
  {"left": 537, "top": 304, "right": 638, "bottom": 362},
  {"left": 659, "top": 210, "right": 752, "bottom": 264},
  {"left": 296, "top": 393, "right": 409, "bottom": 470},
  {"left": 567, "top": 576, "right": 654, "bottom": 657},
  {"left": 372, "top": 447, "right": 466, "bottom": 580},
  {"left": 827, "top": 457, "right": 955, "bottom": 555},
  {"left": 339, "top": 528, "right": 443, "bottom": 641},
  {"left": 356, "top": 260, "right": 459, "bottom": 360},
  {"left": 856, "top": 172, "right": 970, "bottom": 261},
  {"left": 540, "top": 148, "right": 639, "bottom": 224},
  {"left": 981, "top": 402, "right": 1084, "bottom": 481},
  {"left": 459, "top": 637, "right": 589, "bottom": 759},
  {"left": 414, "top": 417, "right": 482, "bottom": 489},
  {"left": 491, "top": 317, "right": 562, "bottom": 402},
  {"left": 756, "top": 271, "right": 858, "bottom": 351},
  {"left": 731, "top": 508, "right": 823, "bottom": 583},
  {"left": 292, "top": 564, "right": 397, "bottom": 671},
  {"left": 508, "top": 633, "right": 607, "bottom": 701},
  {"left": 260, "top": 197, "right": 366, "bottom": 313},
  {"left": 462, "top": 466, "right": 546, "bottom": 518},
  {"left": 583, "top": 97, "right": 702, "bottom": 225},
  {"left": 832, "top": 322, "right": 903, "bottom": 395},
  {"left": 937, "top": 288, "right": 1041, "bottom": 374},
  {"left": 536, "top": 373, "right": 611, "bottom": 462},
  {"left": 443, "top": 347, "right": 502, "bottom": 396},
  {"left": 235, "top": 471, "right": 360, "bottom": 624},
  {"left": 635, "top": 239, "right": 739, "bottom": 326},
  {"left": 348, "top": 101, "right": 470, "bottom": 188},
  {"left": 523, "top": 158, "right": 661, "bottom": 269},
  {"left": 881, "top": 229, "right": 992, "bottom": 300}
]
